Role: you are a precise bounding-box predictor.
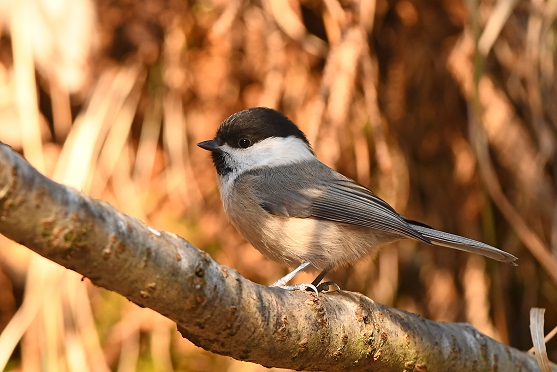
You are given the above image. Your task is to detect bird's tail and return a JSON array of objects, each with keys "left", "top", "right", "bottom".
[{"left": 408, "top": 221, "right": 518, "bottom": 265}]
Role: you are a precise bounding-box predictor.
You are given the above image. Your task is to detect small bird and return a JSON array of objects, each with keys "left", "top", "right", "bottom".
[{"left": 198, "top": 107, "right": 518, "bottom": 293}]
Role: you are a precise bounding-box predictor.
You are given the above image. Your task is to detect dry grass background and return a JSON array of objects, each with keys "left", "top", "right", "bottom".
[{"left": 0, "top": 0, "right": 556, "bottom": 370}]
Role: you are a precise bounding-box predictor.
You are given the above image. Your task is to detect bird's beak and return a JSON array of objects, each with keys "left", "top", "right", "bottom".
[{"left": 197, "top": 139, "right": 220, "bottom": 152}]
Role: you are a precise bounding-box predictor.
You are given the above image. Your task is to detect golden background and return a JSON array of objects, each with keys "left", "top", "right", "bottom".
[{"left": 0, "top": 0, "right": 555, "bottom": 370}]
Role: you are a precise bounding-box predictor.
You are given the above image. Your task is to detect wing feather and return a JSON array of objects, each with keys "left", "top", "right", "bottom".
[{"left": 244, "top": 164, "right": 429, "bottom": 243}]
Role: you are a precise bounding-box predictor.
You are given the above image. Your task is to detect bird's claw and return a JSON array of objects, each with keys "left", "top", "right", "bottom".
[
  {"left": 272, "top": 281, "right": 342, "bottom": 296},
  {"left": 316, "top": 281, "right": 341, "bottom": 293},
  {"left": 272, "top": 283, "right": 319, "bottom": 296}
]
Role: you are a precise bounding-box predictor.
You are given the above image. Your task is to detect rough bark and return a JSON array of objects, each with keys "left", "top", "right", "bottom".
[{"left": 0, "top": 142, "right": 549, "bottom": 371}]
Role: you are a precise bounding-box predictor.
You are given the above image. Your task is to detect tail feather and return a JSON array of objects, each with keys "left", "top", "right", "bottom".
[{"left": 409, "top": 223, "right": 518, "bottom": 265}]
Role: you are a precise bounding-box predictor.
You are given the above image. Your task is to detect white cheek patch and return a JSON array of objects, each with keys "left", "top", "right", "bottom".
[
  {"left": 221, "top": 136, "right": 315, "bottom": 175},
  {"left": 217, "top": 136, "right": 315, "bottom": 198}
]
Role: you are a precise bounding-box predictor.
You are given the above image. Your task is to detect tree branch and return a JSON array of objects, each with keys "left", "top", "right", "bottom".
[{"left": 0, "top": 142, "right": 549, "bottom": 371}]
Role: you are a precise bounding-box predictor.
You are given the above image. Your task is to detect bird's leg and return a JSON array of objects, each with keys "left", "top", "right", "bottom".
[
  {"left": 271, "top": 261, "right": 319, "bottom": 295},
  {"left": 311, "top": 269, "right": 341, "bottom": 293},
  {"left": 310, "top": 270, "right": 329, "bottom": 287},
  {"left": 272, "top": 261, "right": 312, "bottom": 286}
]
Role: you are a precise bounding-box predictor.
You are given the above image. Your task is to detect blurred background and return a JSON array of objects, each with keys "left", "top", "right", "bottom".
[{"left": 0, "top": 0, "right": 556, "bottom": 370}]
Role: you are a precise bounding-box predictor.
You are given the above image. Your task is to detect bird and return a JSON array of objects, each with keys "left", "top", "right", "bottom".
[{"left": 197, "top": 107, "right": 518, "bottom": 294}]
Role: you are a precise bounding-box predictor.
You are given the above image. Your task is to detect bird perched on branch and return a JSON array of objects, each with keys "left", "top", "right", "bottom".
[{"left": 198, "top": 107, "right": 517, "bottom": 294}]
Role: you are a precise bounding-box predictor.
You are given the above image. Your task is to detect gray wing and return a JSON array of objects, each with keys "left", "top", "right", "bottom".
[{"left": 246, "top": 163, "right": 430, "bottom": 243}]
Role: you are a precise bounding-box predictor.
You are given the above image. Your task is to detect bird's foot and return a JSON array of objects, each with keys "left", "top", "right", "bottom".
[
  {"left": 272, "top": 283, "right": 319, "bottom": 296},
  {"left": 270, "top": 262, "right": 340, "bottom": 296},
  {"left": 316, "top": 281, "right": 341, "bottom": 293}
]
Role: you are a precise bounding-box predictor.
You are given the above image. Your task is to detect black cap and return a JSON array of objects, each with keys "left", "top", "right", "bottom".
[{"left": 215, "top": 107, "right": 310, "bottom": 149}]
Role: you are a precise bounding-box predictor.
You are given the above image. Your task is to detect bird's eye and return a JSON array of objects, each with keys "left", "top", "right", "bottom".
[{"left": 238, "top": 138, "right": 251, "bottom": 148}]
